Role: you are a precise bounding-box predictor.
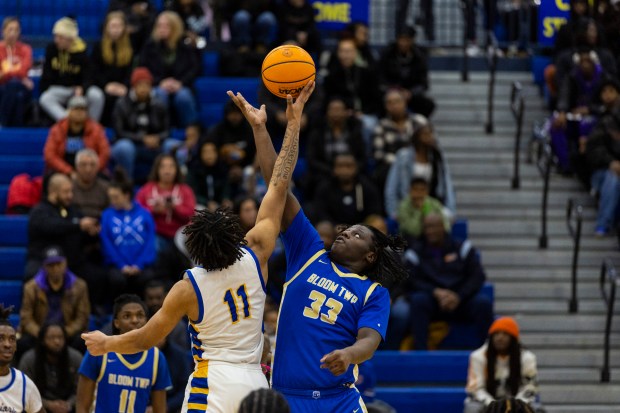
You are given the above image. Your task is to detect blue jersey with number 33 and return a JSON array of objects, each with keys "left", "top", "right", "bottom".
[{"left": 271, "top": 210, "right": 390, "bottom": 391}]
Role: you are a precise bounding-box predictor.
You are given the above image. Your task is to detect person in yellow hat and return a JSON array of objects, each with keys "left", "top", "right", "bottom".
[{"left": 463, "top": 317, "right": 544, "bottom": 413}]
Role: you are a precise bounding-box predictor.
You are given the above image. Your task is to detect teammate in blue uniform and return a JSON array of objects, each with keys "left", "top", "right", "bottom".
[
  {"left": 76, "top": 295, "right": 172, "bottom": 413},
  {"left": 230, "top": 92, "right": 409, "bottom": 412}
]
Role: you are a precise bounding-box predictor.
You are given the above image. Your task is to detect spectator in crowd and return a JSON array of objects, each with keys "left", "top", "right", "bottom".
[
  {"left": 397, "top": 213, "right": 493, "bottom": 350},
  {"left": 0, "top": 17, "right": 33, "bottom": 127},
  {"left": 19, "top": 323, "right": 83, "bottom": 413},
  {"left": 143, "top": 280, "right": 187, "bottom": 349},
  {"left": 373, "top": 89, "right": 428, "bottom": 187},
  {"left": 25, "top": 174, "right": 101, "bottom": 287},
  {"left": 229, "top": 0, "right": 277, "bottom": 52},
  {"left": 238, "top": 389, "right": 290, "bottom": 413},
  {"left": 586, "top": 88, "right": 620, "bottom": 236},
  {"left": 72, "top": 149, "right": 110, "bottom": 220},
  {"left": 397, "top": 177, "right": 450, "bottom": 240},
  {"left": 552, "top": 50, "right": 608, "bottom": 173},
  {"left": 312, "top": 153, "right": 382, "bottom": 225},
  {"left": 136, "top": 154, "right": 196, "bottom": 250},
  {"left": 156, "top": 334, "right": 192, "bottom": 413},
  {"left": 111, "top": 67, "right": 170, "bottom": 183},
  {"left": 380, "top": 26, "right": 435, "bottom": 118},
  {"left": 364, "top": 214, "right": 389, "bottom": 235},
  {"left": 277, "top": 0, "right": 321, "bottom": 55},
  {"left": 323, "top": 37, "right": 382, "bottom": 147},
  {"left": 0, "top": 304, "right": 44, "bottom": 413},
  {"left": 554, "top": 0, "right": 592, "bottom": 55},
  {"left": 305, "top": 97, "right": 365, "bottom": 192},
  {"left": 464, "top": 318, "right": 541, "bottom": 413},
  {"left": 385, "top": 124, "right": 456, "bottom": 219},
  {"left": 207, "top": 100, "right": 257, "bottom": 168},
  {"left": 91, "top": 11, "right": 135, "bottom": 126},
  {"left": 19, "top": 246, "right": 90, "bottom": 353},
  {"left": 39, "top": 17, "right": 105, "bottom": 123},
  {"left": 77, "top": 294, "right": 171, "bottom": 413},
  {"left": 186, "top": 138, "right": 233, "bottom": 210},
  {"left": 43, "top": 96, "right": 110, "bottom": 176},
  {"left": 108, "top": 0, "right": 157, "bottom": 51},
  {"left": 233, "top": 196, "right": 259, "bottom": 233},
  {"left": 101, "top": 169, "right": 157, "bottom": 298},
  {"left": 168, "top": 0, "right": 209, "bottom": 47},
  {"left": 167, "top": 122, "right": 202, "bottom": 168},
  {"left": 347, "top": 22, "right": 378, "bottom": 69},
  {"left": 140, "top": 11, "right": 199, "bottom": 128}
]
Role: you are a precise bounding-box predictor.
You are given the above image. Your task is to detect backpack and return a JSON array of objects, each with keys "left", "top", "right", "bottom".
[{"left": 6, "top": 173, "right": 43, "bottom": 214}]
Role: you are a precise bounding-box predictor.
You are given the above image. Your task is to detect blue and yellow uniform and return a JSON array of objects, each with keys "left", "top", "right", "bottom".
[
  {"left": 79, "top": 347, "right": 172, "bottom": 413},
  {"left": 272, "top": 211, "right": 390, "bottom": 413}
]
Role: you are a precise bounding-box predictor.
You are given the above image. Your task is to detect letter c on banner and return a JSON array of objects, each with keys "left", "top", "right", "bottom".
[{"left": 555, "top": 0, "right": 570, "bottom": 11}]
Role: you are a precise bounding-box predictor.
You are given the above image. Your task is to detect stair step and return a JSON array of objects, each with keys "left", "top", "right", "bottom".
[
  {"left": 545, "top": 406, "right": 620, "bottom": 413},
  {"left": 521, "top": 333, "right": 620, "bottom": 350},
  {"left": 536, "top": 350, "right": 620, "bottom": 368},
  {"left": 511, "top": 315, "right": 620, "bottom": 333},
  {"left": 495, "top": 299, "right": 608, "bottom": 315},
  {"left": 493, "top": 282, "right": 604, "bottom": 299},
  {"left": 540, "top": 384, "right": 620, "bottom": 403}
]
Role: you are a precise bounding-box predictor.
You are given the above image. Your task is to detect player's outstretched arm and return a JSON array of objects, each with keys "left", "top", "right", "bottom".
[
  {"left": 233, "top": 81, "right": 315, "bottom": 267},
  {"left": 82, "top": 280, "right": 197, "bottom": 355},
  {"left": 319, "top": 328, "right": 382, "bottom": 376},
  {"left": 227, "top": 81, "right": 315, "bottom": 232}
]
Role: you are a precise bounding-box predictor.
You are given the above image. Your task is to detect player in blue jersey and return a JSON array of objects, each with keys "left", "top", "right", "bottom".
[
  {"left": 229, "top": 93, "right": 409, "bottom": 413},
  {"left": 76, "top": 294, "right": 172, "bottom": 413}
]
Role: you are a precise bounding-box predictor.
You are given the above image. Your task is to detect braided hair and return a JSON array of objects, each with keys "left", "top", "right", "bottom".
[
  {"left": 360, "top": 225, "right": 408, "bottom": 284},
  {"left": 183, "top": 208, "right": 247, "bottom": 271},
  {"left": 484, "top": 398, "right": 535, "bottom": 413},
  {"left": 238, "top": 388, "right": 290, "bottom": 413},
  {"left": 486, "top": 334, "right": 522, "bottom": 398}
]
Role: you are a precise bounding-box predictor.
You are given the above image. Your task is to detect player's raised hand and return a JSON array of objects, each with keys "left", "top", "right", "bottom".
[
  {"left": 81, "top": 330, "right": 109, "bottom": 356},
  {"left": 226, "top": 90, "right": 267, "bottom": 128},
  {"left": 320, "top": 348, "right": 352, "bottom": 376},
  {"left": 286, "top": 80, "right": 315, "bottom": 124}
]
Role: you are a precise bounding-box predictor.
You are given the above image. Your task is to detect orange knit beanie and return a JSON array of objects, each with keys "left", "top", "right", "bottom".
[{"left": 488, "top": 317, "right": 519, "bottom": 339}]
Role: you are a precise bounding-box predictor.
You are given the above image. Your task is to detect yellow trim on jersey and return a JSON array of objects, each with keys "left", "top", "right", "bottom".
[
  {"left": 96, "top": 354, "right": 108, "bottom": 383},
  {"left": 353, "top": 364, "right": 359, "bottom": 382},
  {"left": 364, "top": 282, "right": 380, "bottom": 305},
  {"left": 360, "top": 396, "right": 368, "bottom": 413},
  {"left": 331, "top": 262, "right": 368, "bottom": 280},
  {"left": 283, "top": 249, "right": 326, "bottom": 287},
  {"left": 152, "top": 348, "right": 159, "bottom": 384},
  {"left": 117, "top": 351, "right": 149, "bottom": 370},
  {"left": 190, "top": 387, "right": 210, "bottom": 395},
  {"left": 187, "top": 403, "right": 207, "bottom": 410},
  {"left": 194, "top": 360, "right": 209, "bottom": 378}
]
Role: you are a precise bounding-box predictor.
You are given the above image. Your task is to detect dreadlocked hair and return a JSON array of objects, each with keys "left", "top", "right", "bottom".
[
  {"left": 483, "top": 397, "right": 535, "bottom": 413},
  {"left": 486, "top": 335, "right": 522, "bottom": 398},
  {"left": 238, "top": 388, "right": 290, "bottom": 413},
  {"left": 0, "top": 303, "right": 14, "bottom": 328},
  {"left": 183, "top": 208, "right": 247, "bottom": 271},
  {"left": 360, "top": 225, "right": 408, "bottom": 284}
]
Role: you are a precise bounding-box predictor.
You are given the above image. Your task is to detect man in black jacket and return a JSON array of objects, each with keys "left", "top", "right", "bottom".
[
  {"left": 25, "top": 174, "right": 107, "bottom": 307},
  {"left": 111, "top": 67, "right": 170, "bottom": 182},
  {"left": 396, "top": 213, "right": 493, "bottom": 350},
  {"left": 39, "top": 17, "right": 105, "bottom": 122}
]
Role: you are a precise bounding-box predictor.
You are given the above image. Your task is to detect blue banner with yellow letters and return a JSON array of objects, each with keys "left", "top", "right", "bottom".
[
  {"left": 537, "top": 0, "right": 571, "bottom": 46},
  {"left": 310, "top": 0, "right": 370, "bottom": 31}
]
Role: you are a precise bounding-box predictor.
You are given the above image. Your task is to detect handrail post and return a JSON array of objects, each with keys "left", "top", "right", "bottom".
[
  {"left": 567, "top": 200, "right": 582, "bottom": 313},
  {"left": 600, "top": 260, "right": 616, "bottom": 383},
  {"left": 538, "top": 144, "right": 550, "bottom": 249},
  {"left": 485, "top": 32, "right": 497, "bottom": 135},
  {"left": 511, "top": 82, "right": 524, "bottom": 189},
  {"left": 461, "top": 0, "right": 469, "bottom": 82}
]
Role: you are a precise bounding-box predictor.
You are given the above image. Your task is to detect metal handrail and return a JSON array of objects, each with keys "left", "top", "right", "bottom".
[
  {"left": 485, "top": 31, "right": 498, "bottom": 135},
  {"left": 566, "top": 199, "right": 584, "bottom": 313},
  {"left": 535, "top": 135, "right": 552, "bottom": 249},
  {"left": 510, "top": 82, "right": 524, "bottom": 189},
  {"left": 460, "top": 0, "right": 470, "bottom": 82},
  {"left": 599, "top": 259, "right": 618, "bottom": 383}
]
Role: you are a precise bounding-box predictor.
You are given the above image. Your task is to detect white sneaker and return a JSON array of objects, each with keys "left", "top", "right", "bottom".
[{"left": 466, "top": 44, "right": 481, "bottom": 57}]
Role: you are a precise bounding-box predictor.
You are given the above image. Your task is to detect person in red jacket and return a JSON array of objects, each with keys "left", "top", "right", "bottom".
[
  {"left": 136, "top": 154, "right": 196, "bottom": 251},
  {"left": 43, "top": 96, "right": 110, "bottom": 176},
  {"left": 0, "top": 17, "right": 33, "bottom": 126}
]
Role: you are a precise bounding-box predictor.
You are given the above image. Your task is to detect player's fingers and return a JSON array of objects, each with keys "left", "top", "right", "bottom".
[
  {"left": 320, "top": 351, "right": 335, "bottom": 363},
  {"left": 286, "top": 94, "right": 293, "bottom": 107},
  {"left": 260, "top": 104, "right": 266, "bottom": 113}
]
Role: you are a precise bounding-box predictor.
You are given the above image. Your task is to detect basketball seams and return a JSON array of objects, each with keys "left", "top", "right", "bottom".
[
  {"left": 261, "top": 45, "right": 315, "bottom": 98},
  {"left": 262, "top": 73, "right": 315, "bottom": 84},
  {"left": 261, "top": 61, "right": 316, "bottom": 80}
]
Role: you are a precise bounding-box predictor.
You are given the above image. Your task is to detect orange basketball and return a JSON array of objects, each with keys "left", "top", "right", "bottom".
[{"left": 261, "top": 45, "right": 315, "bottom": 99}]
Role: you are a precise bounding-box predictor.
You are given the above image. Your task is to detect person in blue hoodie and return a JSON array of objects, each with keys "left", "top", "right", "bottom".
[{"left": 100, "top": 168, "right": 157, "bottom": 298}]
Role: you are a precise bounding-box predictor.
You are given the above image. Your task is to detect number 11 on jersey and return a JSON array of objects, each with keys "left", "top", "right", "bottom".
[{"left": 223, "top": 284, "right": 251, "bottom": 324}]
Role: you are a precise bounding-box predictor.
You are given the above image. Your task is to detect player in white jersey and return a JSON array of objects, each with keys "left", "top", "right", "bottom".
[
  {"left": 0, "top": 305, "right": 44, "bottom": 413},
  {"left": 83, "top": 80, "right": 315, "bottom": 413}
]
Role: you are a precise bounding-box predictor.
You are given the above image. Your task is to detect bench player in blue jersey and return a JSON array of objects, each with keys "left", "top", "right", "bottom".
[
  {"left": 76, "top": 295, "right": 172, "bottom": 413},
  {"left": 82, "top": 81, "right": 315, "bottom": 413},
  {"left": 230, "top": 92, "right": 409, "bottom": 412}
]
